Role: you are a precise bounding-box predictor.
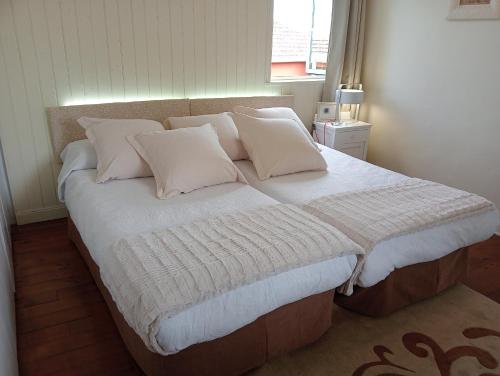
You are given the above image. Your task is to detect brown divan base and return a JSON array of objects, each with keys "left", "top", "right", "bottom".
[
  {"left": 334, "top": 247, "right": 469, "bottom": 317},
  {"left": 68, "top": 218, "right": 334, "bottom": 376}
]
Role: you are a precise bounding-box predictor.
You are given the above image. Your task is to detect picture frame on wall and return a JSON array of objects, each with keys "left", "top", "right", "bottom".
[
  {"left": 316, "top": 102, "right": 337, "bottom": 121},
  {"left": 448, "top": 0, "right": 500, "bottom": 20}
]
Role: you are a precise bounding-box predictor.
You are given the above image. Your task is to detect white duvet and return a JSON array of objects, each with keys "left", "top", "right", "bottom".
[
  {"left": 235, "top": 146, "right": 499, "bottom": 288},
  {"left": 63, "top": 170, "right": 356, "bottom": 354}
]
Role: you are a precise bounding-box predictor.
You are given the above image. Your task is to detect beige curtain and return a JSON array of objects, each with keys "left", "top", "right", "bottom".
[{"left": 322, "top": 0, "right": 366, "bottom": 102}]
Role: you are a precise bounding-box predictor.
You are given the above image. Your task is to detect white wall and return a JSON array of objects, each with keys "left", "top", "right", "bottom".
[
  {"left": 0, "top": 0, "right": 323, "bottom": 224},
  {"left": 362, "top": 0, "right": 500, "bottom": 221},
  {"left": 0, "top": 140, "right": 17, "bottom": 376}
]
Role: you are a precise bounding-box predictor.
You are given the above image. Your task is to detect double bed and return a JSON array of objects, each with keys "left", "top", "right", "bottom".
[{"left": 48, "top": 95, "right": 498, "bottom": 375}]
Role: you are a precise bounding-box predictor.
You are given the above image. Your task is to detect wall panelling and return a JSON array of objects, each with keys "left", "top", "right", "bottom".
[{"left": 0, "top": 0, "right": 323, "bottom": 224}]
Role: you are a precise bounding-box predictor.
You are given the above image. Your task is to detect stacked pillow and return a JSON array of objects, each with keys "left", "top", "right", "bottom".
[
  {"left": 233, "top": 106, "right": 319, "bottom": 150},
  {"left": 78, "top": 117, "right": 164, "bottom": 183},
  {"left": 77, "top": 116, "right": 244, "bottom": 199},
  {"left": 230, "top": 112, "right": 326, "bottom": 180},
  {"left": 128, "top": 125, "right": 246, "bottom": 199},
  {"left": 74, "top": 106, "right": 326, "bottom": 198},
  {"left": 167, "top": 112, "right": 248, "bottom": 160}
]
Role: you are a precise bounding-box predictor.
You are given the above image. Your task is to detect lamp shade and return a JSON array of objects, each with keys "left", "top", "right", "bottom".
[{"left": 337, "top": 89, "right": 364, "bottom": 104}]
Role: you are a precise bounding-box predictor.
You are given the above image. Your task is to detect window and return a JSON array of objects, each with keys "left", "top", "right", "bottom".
[{"left": 271, "top": 0, "right": 332, "bottom": 81}]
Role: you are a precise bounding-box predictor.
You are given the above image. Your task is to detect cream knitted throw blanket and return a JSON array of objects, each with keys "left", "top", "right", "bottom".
[
  {"left": 303, "top": 178, "right": 496, "bottom": 295},
  {"left": 100, "top": 204, "right": 362, "bottom": 354}
]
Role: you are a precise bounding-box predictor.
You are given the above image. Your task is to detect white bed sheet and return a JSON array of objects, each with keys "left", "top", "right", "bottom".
[
  {"left": 235, "top": 146, "right": 499, "bottom": 288},
  {"left": 64, "top": 170, "right": 357, "bottom": 354}
]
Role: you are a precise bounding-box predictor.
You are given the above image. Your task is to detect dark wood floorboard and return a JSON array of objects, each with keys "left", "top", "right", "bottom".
[
  {"left": 12, "top": 219, "right": 143, "bottom": 376},
  {"left": 12, "top": 218, "right": 500, "bottom": 375}
]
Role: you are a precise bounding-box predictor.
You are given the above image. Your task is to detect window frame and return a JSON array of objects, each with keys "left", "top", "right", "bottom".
[{"left": 266, "top": 0, "right": 330, "bottom": 83}]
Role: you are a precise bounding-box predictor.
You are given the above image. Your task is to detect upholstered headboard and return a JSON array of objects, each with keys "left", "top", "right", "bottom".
[
  {"left": 47, "top": 95, "right": 294, "bottom": 161},
  {"left": 47, "top": 99, "right": 190, "bottom": 159},
  {"left": 189, "top": 95, "right": 294, "bottom": 115}
]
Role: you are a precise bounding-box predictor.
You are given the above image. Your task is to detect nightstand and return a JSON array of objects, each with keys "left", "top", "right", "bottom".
[{"left": 313, "top": 121, "right": 372, "bottom": 161}]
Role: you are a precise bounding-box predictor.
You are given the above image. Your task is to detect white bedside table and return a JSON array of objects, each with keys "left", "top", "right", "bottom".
[{"left": 313, "top": 121, "right": 373, "bottom": 161}]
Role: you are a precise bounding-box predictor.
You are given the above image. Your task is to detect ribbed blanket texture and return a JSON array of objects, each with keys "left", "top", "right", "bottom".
[
  {"left": 100, "top": 204, "right": 362, "bottom": 354},
  {"left": 303, "top": 178, "right": 496, "bottom": 294}
]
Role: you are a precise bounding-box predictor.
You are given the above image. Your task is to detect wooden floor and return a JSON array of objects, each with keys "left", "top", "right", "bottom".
[
  {"left": 12, "top": 218, "right": 500, "bottom": 376},
  {"left": 13, "top": 219, "right": 143, "bottom": 376}
]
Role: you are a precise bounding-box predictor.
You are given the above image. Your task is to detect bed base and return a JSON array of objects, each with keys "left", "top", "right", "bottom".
[
  {"left": 334, "top": 247, "right": 469, "bottom": 317},
  {"left": 68, "top": 218, "right": 334, "bottom": 376}
]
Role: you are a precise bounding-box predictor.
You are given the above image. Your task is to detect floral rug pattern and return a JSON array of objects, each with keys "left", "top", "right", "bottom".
[
  {"left": 354, "top": 328, "right": 500, "bottom": 375},
  {"left": 250, "top": 285, "right": 500, "bottom": 376}
]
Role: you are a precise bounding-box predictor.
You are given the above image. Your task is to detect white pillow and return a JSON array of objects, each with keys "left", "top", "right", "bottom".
[
  {"left": 233, "top": 106, "right": 319, "bottom": 150},
  {"left": 168, "top": 113, "right": 248, "bottom": 161},
  {"left": 57, "top": 139, "right": 97, "bottom": 202},
  {"left": 231, "top": 113, "right": 327, "bottom": 180},
  {"left": 77, "top": 117, "right": 164, "bottom": 183},
  {"left": 127, "top": 124, "right": 246, "bottom": 199}
]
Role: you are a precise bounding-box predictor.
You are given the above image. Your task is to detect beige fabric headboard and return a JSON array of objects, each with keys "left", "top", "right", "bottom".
[
  {"left": 190, "top": 95, "right": 294, "bottom": 115},
  {"left": 47, "top": 99, "right": 190, "bottom": 159},
  {"left": 47, "top": 95, "right": 294, "bottom": 161}
]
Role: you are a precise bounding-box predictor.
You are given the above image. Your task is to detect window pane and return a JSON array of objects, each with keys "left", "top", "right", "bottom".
[{"left": 271, "top": 0, "right": 332, "bottom": 79}]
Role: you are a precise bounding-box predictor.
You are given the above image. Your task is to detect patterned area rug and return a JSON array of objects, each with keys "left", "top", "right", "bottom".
[{"left": 249, "top": 284, "right": 500, "bottom": 376}]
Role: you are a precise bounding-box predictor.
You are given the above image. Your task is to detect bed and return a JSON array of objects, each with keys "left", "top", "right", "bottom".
[
  {"left": 48, "top": 96, "right": 359, "bottom": 376},
  {"left": 234, "top": 145, "right": 499, "bottom": 316}
]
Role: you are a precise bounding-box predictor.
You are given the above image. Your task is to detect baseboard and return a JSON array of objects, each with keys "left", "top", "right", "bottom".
[{"left": 15, "top": 205, "right": 67, "bottom": 225}]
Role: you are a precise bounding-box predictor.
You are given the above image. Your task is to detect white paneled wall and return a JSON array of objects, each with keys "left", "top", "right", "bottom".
[{"left": 0, "top": 0, "right": 323, "bottom": 224}]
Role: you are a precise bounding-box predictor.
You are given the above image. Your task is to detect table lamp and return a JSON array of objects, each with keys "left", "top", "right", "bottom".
[{"left": 335, "top": 84, "right": 364, "bottom": 125}]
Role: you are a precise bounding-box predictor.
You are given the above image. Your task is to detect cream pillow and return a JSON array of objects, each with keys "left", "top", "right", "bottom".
[
  {"left": 167, "top": 113, "right": 248, "bottom": 160},
  {"left": 127, "top": 124, "right": 246, "bottom": 199},
  {"left": 231, "top": 113, "right": 327, "bottom": 180},
  {"left": 77, "top": 117, "right": 164, "bottom": 183},
  {"left": 233, "top": 106, "right": 319, "bottom": 150}
]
